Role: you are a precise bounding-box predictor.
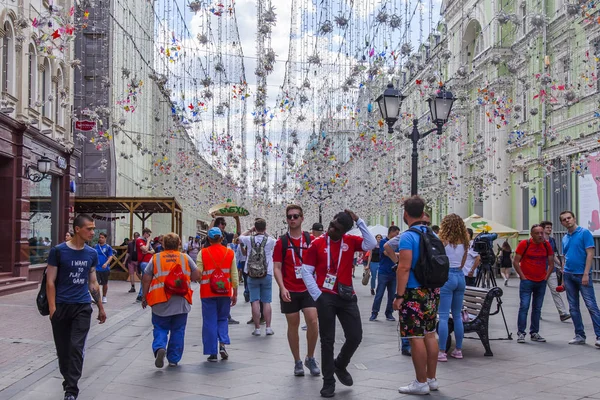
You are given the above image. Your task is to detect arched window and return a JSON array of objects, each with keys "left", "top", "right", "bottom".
[
  {"left": 1, "top": 21, "right": 15, "bottom": 94},
  {"left": 28, "top": 43, "right": 37, "bottom": 107},
  {"left": 42, "top": 58, "right": 51, "bottom": 118},
  {"left": 55, "top": 68, "right": 63, "bottom": 125}
]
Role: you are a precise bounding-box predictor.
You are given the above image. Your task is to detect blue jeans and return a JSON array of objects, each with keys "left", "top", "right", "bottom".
[
  {"left": 369, "top": 262, "right": 380, "bottom": 290},
  {"left": 563, "top": 273, "right": 600, "bottom": 339},
  {"left": 372, "top": 272, "right": 396, "bottom": 317},
  {"left": 151, "top": 312, "right": 188, "bottom": 363},
  {"left": 138, "top": 262, "right": 149, "bottom": 297},
  {"left": 518, "top": 279, "right": 547, "bottom": 335},
  {"left": 438, "top": 269, "right": 466, "bottom": 351},
  {"left": 201, "top": 297, "right": 231, "bottom": 355}
]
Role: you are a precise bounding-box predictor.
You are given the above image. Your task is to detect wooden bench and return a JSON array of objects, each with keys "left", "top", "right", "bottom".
[{"left": 441, "top": 286, "right": 503, "bottom": 356}]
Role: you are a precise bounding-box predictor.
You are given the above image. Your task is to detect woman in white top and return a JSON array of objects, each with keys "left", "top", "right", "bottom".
[{"left": 437, "top": 213, "right": 470, "bottom": 362}]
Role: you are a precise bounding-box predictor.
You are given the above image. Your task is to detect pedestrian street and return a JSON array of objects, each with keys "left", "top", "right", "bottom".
[{"left": 2, "top": 278, "right": 600, "bottom": 400}]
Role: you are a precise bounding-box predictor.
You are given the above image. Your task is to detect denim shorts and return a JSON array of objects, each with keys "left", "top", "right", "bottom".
[{"left": 248, "top": 274, "right": 273, "bottom": 303}]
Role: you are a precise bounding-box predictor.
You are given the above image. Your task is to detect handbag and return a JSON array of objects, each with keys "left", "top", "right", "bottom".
[
  {"left": 361, "top": 268, "right": 370, "bottom": 286},
  {"left": 337, "top": 282, "right": 355, "bottom": 301},
  {"left": 461, "top": 308, "right": 470, "bottom": 323}
]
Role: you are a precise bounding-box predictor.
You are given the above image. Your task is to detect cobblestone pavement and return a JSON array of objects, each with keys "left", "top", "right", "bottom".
[{"left": 1, "top": 275, "right": 600, "bottom": 400}]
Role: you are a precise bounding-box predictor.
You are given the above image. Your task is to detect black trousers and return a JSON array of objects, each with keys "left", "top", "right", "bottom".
[
  {"left": 316, "top": 292, "right": 362, "bottom": 385},
  {"left": 51, "top": 303, "right": 92, "bottom": 397}
]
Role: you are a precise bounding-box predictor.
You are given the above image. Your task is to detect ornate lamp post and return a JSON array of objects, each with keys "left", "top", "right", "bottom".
[{"left": 376, "top": 84, "right": 456, "bottom": 195}]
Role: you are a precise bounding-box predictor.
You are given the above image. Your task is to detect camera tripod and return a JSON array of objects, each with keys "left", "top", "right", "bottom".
[{"left": 474, "top": 258, "right": 513, "bottom": 340}]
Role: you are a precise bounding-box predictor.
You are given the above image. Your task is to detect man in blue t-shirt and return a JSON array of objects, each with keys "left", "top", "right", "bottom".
[
  {"left": 46, "top": 214, "right": 107, "bottom": 400},
  {"left": 560, "top": 211, "right": 600, "bottom": 347},
  {"left": 392, "top": 196, "right": 440, "bottom": 395},
  {"left": 370, "top": 226, "right": 400, "bottom": 322},
  {"left": 94, "top": 232, "right": 113, "bottom": 304}
]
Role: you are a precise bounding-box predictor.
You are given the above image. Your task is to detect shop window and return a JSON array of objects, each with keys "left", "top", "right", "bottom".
[{"left": 28, "top": 174, "right": 60, "bottom": 264}]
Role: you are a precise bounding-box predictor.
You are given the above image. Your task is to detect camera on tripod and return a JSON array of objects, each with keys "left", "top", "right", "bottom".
[{"left": 472, "top": 232, "right": 498, "bottom": 265}]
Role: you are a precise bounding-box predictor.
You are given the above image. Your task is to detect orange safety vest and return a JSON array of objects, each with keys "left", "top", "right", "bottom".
[
  {"left": 199, "top": 244, "right": 234, "bottom": 299},
  {"left": 146, "top": 250, "right": 193, "bottom": 306}
]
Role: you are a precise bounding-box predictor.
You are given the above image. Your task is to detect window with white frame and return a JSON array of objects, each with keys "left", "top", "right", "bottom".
[
  {"left": 42, "top": 58, "right": 51, "bottom": 119},
  {"left": 2, "top": 21, "right": 15, "bottom": 94},
  {"left": 522, "top": 4, "right": 527, "bottom": 36},
  {"left": 54, "top": 69, "right": 62, "bottom": 125},
  {"left": 28, "top": 44, "right": 37, "bottom": 107}
]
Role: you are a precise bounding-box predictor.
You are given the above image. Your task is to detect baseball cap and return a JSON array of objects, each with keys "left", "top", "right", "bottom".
[
  {"left": 208, "top": 227, "right": 223, "bottom": 239},
  {"left": 311, "top": 223, "right": 324, "bottom": 232}
]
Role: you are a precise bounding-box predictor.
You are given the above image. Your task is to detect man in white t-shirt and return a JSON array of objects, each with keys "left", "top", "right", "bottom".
[
  {"left": 238, "top": 218, "right": 277, "bottom": 336},
  {"left": 463, "top": 228, "right": 481, "bottom": 286}
]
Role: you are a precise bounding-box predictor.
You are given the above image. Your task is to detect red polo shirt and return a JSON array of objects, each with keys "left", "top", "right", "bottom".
[
  {"left": 273, "top": 233, "right": 315, "bottom": 293},
  {"left": 303, "top": 234, "right": 364, "bottom": 295},
  {"left": 136, "top": 237, "right": 153, "bottom": 263}
]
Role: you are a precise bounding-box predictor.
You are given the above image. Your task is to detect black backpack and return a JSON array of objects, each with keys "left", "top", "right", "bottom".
[
  {"left": 279, "top": 232, "right": 312, "bottom": 274},
  {"left": 409, "top": 225, "right": 449, "bottom": 289},
  {"left": 36, "top": 246, "right": 61, "bottom": 316}
]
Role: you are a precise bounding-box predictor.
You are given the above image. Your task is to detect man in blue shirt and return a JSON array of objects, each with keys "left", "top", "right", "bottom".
[
  {"left": 392, "top": 196, "right": 440, "bottom": 395},
  {"left": 560, "top": 210, "right": 600, "bottom": 347},
  {"left": 94, "top": 232, "right": 113, "bottom": 304},
  {"left": 370, "top": 226, "right": 401, "bottom": 322},
  {"left": 46, "top": 214, "right": 107, "bottom": 400}
]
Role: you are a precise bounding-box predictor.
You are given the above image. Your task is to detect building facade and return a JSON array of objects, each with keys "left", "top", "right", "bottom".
[{"left": 0, "top": 1, "right": 77, "bottom": 286}]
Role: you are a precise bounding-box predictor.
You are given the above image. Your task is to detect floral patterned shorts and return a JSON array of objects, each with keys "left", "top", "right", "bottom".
[{"left": 398, "top": 287, "right": 440, "bottom": 338}]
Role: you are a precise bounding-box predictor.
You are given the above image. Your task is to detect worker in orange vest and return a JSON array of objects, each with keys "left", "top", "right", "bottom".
[
  {"left": 141, "top": 233, "right": 201, "bottom": 368},
  {"left": 197, "top": 227, "right": 239, "bottom": 362}
]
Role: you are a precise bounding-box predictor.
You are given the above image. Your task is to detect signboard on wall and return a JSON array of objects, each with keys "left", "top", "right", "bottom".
[
  {"left": 75, "top": 120, "right": 96, "bottom": 131},
  {"left": 578, "top": 152, "right": 600, "bottom": 235}
]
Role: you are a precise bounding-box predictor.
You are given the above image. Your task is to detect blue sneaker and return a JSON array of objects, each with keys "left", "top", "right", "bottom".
[
  {"left": 369, "top": 312, "right": 377, "bottom": 321},
  {"left": 385, "top": 314, "right": 396, "bottom": 321}
]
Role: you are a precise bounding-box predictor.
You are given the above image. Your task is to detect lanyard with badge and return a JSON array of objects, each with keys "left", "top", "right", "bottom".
[
  {"left": 323, "top": 236, "right": 344, "bottom": 290},
  {"left": 288, "top": 233, "right": 305, "bottom": 279}
]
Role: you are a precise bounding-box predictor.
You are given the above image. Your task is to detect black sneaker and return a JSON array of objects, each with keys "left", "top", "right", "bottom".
[
  {"left": 560, "top": 314, "right": 572, "bottom": 322},
  {"left": 401, "top": 349, "right": 411, "bottom": 356},
  {"left": 207, "top": 354, "right": 218, "bottom": 362},
  {"left": 320, "top": 382, "right": 335, "bottom": 398},
  {"left": 244, "top": 292, "right": 250, "bottom": 302},
  {"left": 219, "top": 344, "right": 229, "bottom": 360},
  {"left": 136, "top": 295, "right": 143, "bottom": 302},
  {"left": 128, "top": 286, "right": 136, "bottom": 293},
  {"left": 334, "top": 360, "right": 353, "bottom": 386},
  {"left": 228, "top": 316, "right": 240, "bottom": 325},
  {"left": 155, "top": 348, "right": 166, "bottom": 368},
  {"left": 370, "top": 288, "right": 375, "bottom": 295},
  {"left": 64, "top": 394, "right": 76, "bottom": 400}
]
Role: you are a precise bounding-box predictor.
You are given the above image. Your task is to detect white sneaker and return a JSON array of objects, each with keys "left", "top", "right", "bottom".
[
  {"left": 595, "top": 338, "right": 600, "bottom": 349},
  {"left": 398, "top": 380, "right": 430, "bottom": 395},
  {"left": 568, "top": 335, "right": 585, "bottom": 345},
  {"left": 427, "top": 378, "right": 439, "bottom": 391},
  {"left": 265, "top": 327, "right": 274, "bottom": 336},
  {"left": 102, "top": 296, "right": 107, "bottom": 304},
  {"left": 251, "top": 329, "right": 261, "bottom": 336}
]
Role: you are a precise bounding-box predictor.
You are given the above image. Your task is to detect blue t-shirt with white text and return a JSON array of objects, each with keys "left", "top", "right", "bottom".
[
  {"left": 95, "top": 244, "right": 113, "bottom": 271},
  {"left": 398, "top": 225, "right": 429, "bottom": 289},
  {"left": 48, "top": 243, "right": 98, "bottom": 304}
]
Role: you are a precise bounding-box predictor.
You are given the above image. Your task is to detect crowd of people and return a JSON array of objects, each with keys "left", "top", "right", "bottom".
[{"left": 44, "top": 196, "right": 600, "bottom": 400}]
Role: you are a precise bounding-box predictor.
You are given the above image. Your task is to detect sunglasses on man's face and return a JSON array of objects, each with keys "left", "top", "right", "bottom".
[{"left": 287, "top": 214, "right": 301, "bottom": 220}]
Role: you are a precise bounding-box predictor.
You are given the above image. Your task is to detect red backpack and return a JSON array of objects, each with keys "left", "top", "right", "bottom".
[
  {"left": 204, "top": 247, "right": 232, "bottom": 295},
  {"left": 164, "top": 263, "right": 190, "bottom": 296}
]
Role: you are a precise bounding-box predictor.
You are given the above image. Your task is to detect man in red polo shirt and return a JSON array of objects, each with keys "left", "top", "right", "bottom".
[
  {"left": 301, "top": 209, "right": 376, "bottom": 398},
  {"left": 273, "top": 204, "right": 320, "bottom": 377},
  {"left": 513, "top": 224, "right": 555, "bottom": 343}
]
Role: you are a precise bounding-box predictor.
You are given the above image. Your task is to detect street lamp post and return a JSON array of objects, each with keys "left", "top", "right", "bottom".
[
  {"left": 376, "top": 83, "right": 456, "bottom": 195},
  {"left": 309, "top": 183, "right": 334, "bottom": 224}
]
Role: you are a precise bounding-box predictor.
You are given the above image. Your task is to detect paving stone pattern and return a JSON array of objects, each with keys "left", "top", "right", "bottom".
[{"left": 1, "top": 275, "right": 600, "bottom": 400}]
